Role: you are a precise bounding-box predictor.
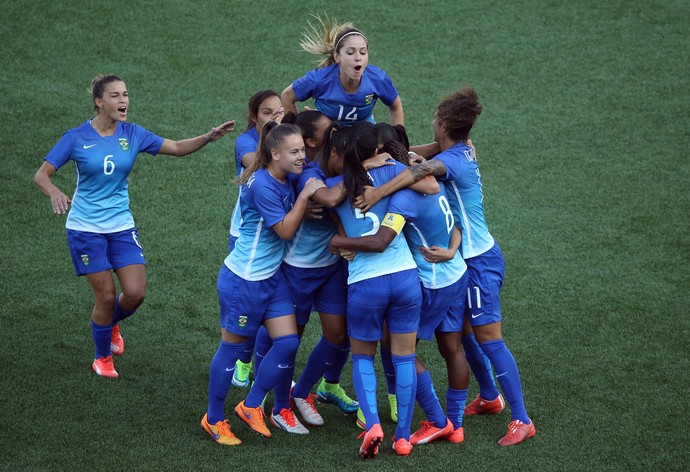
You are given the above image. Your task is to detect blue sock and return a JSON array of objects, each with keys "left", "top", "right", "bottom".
[
  {"left": 462, "top": 333, "right": 500, "bottom": 400},
  {"left": 112, "top": 294, "right": 136, "bottom": 324},
  {"left": 352, "top": 354, "right": 379, "bottom": 429},
  {"left": 416, "top": 370, "right": 446, "bottom": 427},
  {"left": 252, "top": 326, "right": 272, "bottom": 378},
  {"left": 480, "top": 339, "right": 530, "bottom": 424},
  {"left": 293, "top": 336, "right": 339, "bottom": 398},
  {"left": 323, "top": 339, "right": 350, "bottom": 384},
  {"left": 392, "top": 354, "right": 416, "bottom": 441},
  {"left": 246, "top": 334, "right": 300, "bottom": 411},
  {"left": 207, "top": 341, "right": 245, "bottom": 423},
  {"left": 91, "top": 321, "right": 112, "bottom": 359},
  {"left": 238, "top": 338, "right": 255, "bottom": 364},
  {"left": 446, "top": 388, "right": 468, "bottom": 429},
  {"left": 380, "top": 346, "right": 396, "bottom": 395}
]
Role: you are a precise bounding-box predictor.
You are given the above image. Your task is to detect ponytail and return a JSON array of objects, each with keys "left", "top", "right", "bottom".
[{"left": 300, "top": 15, "right": 367, "bottom": 68}]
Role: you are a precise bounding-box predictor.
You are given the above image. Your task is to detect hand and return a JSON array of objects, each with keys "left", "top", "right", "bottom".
[
  {"left": 301, "top": 177, "right": 326, "bottom": 199},
  {"left": 408, "top": 151, "right": 425, "bottom": 165},
  {"left": 353, "top": 186, "right": 379, "bottom": 212},
  {"left": 339, "top": 249, "right": 355, "bottom": 261},
  {"left": 305, "top": 200, "right": 324, "bottom": 220},
  {"left": 272, "top": 107, "right": 285, "bottom": 124},
  {"left": 50, "top": 190, "right": 71, "bottom": 214},
  {"left": 207, "top": 120, "right": 236, "bottom": 142},
  {"left": 420, "top": 245, "right": 456, "bottom": 263},
  {"left": 327, "top": 235, "right": 344, "bottom": 254},
  {"left": 363, "top": 152, "right": 395, "bottom": 170}
]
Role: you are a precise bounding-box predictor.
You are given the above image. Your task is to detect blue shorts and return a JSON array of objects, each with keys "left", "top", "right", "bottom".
[
  {"left": 436, "top": 272, "right": 470, "bottom": 333},
  {"left": 282, "top": 261, "right": 348, "bottom": 326},
  {"left": 66, "top": 228, "right": 145, "bottom": 276},
  {"left": 418, "top": 272, "right": 469, "bottom": 339},
  {"left": 217, "top": 264, "right": 294, "bottom": 336},
  {"left": 347, "top": 269, "right": 421, "bottom": 342},
  {"left": 464, "top": 243, "right": 505, "bottom": 327}
]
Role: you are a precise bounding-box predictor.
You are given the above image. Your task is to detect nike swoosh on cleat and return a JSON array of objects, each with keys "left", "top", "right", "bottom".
[
  {"left": 242, "top": 409, "right": 251, "bottom": 420},
  {"left": 83, "top": 144, "right": 97, "bottom": 149},
  {"left": 208, "top": 426, "right": 220, "bottom": 440}
]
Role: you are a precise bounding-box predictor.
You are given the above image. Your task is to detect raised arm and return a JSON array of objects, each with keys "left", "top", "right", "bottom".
[{"left": 158, "top": 120, "right": 235, "bottom": 157}]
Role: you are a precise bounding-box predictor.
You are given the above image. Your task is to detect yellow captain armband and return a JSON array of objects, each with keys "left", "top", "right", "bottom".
[{"left": 381, "top": 212, "right": 406, "bottom": 234}]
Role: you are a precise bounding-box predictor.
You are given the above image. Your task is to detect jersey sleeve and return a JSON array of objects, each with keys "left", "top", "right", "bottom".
[
  {"left": 252, "top": 182, "right": 288, "bottom": 228},
  {"left": 132, "top": 124, "right": 164, "bottom": 155},
  {"left": 433, "top": 152, "right": 461, "bottom": 182},
  {"left": 387, "top": 188, "right": 418, "bottom": 221},
  {"left": 291, "top": 67, "right": 324, "bottom": 102},
  {"left": 297, "top": 165, "right": 325, "bottom": 193},
  {"left": 43, "top": 131, "right": 75, "bottom": 170},
  {"left": 325, "top": 175, "right": 343, "bottom": 189},
  {"left": 235, "top": 131, "right": 258, "bottom": 169},
  {"left": 372, "top": 67, "right": 399, "bottom": 107}
]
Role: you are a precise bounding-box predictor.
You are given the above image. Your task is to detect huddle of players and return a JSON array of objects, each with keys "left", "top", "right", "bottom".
[{"left": 201, "top": 17, "right": 536, "bottom": 459}]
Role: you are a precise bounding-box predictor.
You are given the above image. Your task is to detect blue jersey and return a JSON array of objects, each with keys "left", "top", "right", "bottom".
[
  {"left": 388, "top": 187, "right": 467, "bottom": 289},
  {"left": 44, "top": 120, "right": 164, "bottom": 233},
  {"left": 434, "top": 143, "right": 495, "bottom": 258},
  {"left": 292, "top": 64, "right": 398, "bottom": 126},
  {"left": 224, "top": 168, "right": 294, "bottom": 281},
  {"left": 284, "top": 161, "right": 339, "bottom": 268},
  {"left": 328, "top": 163, "right": 416, "bottom": 284},
  {"left": 229, "top": 128, "right": 260, "bottom": 239}
]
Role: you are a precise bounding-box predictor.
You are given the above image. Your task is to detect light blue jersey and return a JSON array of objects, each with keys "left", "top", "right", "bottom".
[
  {"left": 44, "top": 120, "right": 164, "bottom": 233},
  {"left": 388, "top": 187, "right": 467, "bottom": 289},
  {"left": 292, "top": 64, "right": 398, "bottom": 126},
  {"left": 284, "top": 161, "right": 339, "bottom": 268},
  {"left": 225, "top": 168, "right": 294, "bottom": 281},
  {"left": 434, "top": 143, "right": 495, "bottom": 259},
  {"left": 328, "top": 164, "right": 416, "bottom": 284},
  {"left": 229, "top": 128, "right": 260, "bottom": 240}
]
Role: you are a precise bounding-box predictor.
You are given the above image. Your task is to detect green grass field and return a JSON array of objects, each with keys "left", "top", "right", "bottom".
[{"left": 1, "top": 1, "right": 688, "bottom": 470}]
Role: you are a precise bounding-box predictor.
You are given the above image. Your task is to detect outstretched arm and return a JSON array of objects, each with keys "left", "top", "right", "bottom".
[
  {"left": 388, "top": 96, "right": 404, "bottom": 126},
  {"left": 158, "top": 120, "right": 235, "bottom": 157}
]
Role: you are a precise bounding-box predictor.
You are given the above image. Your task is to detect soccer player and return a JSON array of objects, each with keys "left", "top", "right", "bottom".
[
  {"left": 34, "top": 74, "right": 234, "bottom": 379},
  {"left": 228, "top": 90, "right": 284, "bottom": 389},
  {"left": 282, "top": 16, "right": 403, "bottom": 126},
  {"left": 201, "top": 122, "right": 325, "bottom": 445},
  {"left": 277, "top": 111, "right": 359, "bottom": 425},
  {"left": 354, "top": 86, "right": 537, "bottom": 447},
  {"left": 325, "top": 123, "right": 437, "bottom": 458},
  {"left": 328, "top": 139, "right": 471, "bottom": 446}
]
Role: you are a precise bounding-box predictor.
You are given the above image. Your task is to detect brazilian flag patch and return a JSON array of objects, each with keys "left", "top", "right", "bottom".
[
  {"left": 238, "top": 315, "right": 247, "bottom": 328},
  {"left": 119, "top": 138, "right": 129, "bottom": 151},
  {"left": 81, "top": 254, "right": 90, "bottom": 266}
]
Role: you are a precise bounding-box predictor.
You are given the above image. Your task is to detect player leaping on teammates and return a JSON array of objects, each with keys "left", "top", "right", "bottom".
[
  {"left": 282, "top": 15, "right": 404, "bottom": 127},
  {"left": 34, "top": 74, "right": 235, "bottom": 379},
  {"left": 355, "top": 86, "right": 536, "bottom": 447}
]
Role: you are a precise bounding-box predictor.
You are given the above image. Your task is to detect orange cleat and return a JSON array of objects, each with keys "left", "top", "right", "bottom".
[
  {"left": 200, "top": 413, "right": 242, "bottom": 446},
  {"left": 110, "top": 324, "right": 124, "bottom": 356},
  {"left": 92, "top": 356, "right": 118, "bottom": 378},
  {"left": 410, "top": 418, "right": 453, "bottom": 445},
  {"left": 447, "top": 426, "right": 465, "bottom": 443},
  {"left": 497, "top": 419, "right": 536, "bottom": 446},
  {"left": 392, "top": 436, "right": 413, "bottom": 456},
  {"left": 464, "top": 394, "right": 505, "bottom": 416},
  {"left": 358, "top": 423, "right": 384, "bottom": 459},
  {"left": 235, "top": 400, "right": 272, "bottom": 438}
]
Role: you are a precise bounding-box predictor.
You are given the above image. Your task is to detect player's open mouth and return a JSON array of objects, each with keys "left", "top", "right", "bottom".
[
  {"left": 354, "top": 65, "right": 363, "bottom": 72},
  {"left": 118, "top": 106, "right": 127, "bottom": 115}
]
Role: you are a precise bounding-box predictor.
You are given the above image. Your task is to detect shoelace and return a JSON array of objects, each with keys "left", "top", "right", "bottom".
[
  {"left": 506, "top": 420, "right": 522, "bottom": 437},
  {"left": 279, "top": 408, "right": 297, "bottom": 427},
  {"left": 304, "top": 394, "right": 319, "bottom": 413},
  {"left": 416, "top": 420, "right": 434, "bottom": 434},
  {"left": 218, "top": 420, "right": 233, "bottom": 436}
]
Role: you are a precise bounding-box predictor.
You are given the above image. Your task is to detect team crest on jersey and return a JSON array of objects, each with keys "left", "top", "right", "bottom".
[
  {"left": 81, "top": 254, "right": 90, "bottom": 266},
  {"left": 364, "top": 94, "right": 375, "bottom": 105},
  {"left": 238, "top": 315, "right": 247, "bottom": 328},
  {"left": 119, "top": 138, "right": 129, "bottom": 151}
]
